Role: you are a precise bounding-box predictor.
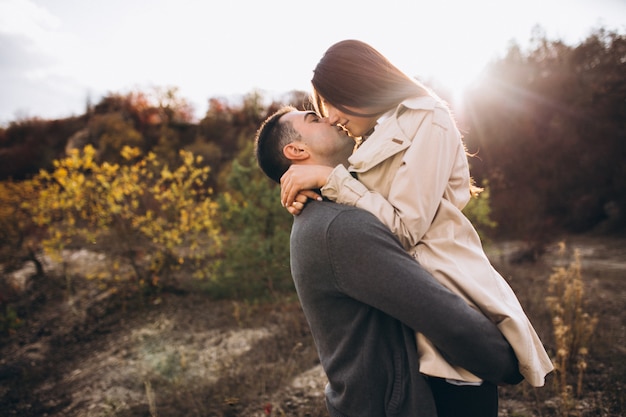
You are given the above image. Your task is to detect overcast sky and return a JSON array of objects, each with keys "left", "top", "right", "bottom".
[{"left": 1, "top": 0, "right": 624, "bottom": 125}]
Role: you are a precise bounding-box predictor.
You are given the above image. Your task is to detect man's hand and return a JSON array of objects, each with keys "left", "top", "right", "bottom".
[{"left": 280, "top": 165, "right": 333, "bottom": 209}]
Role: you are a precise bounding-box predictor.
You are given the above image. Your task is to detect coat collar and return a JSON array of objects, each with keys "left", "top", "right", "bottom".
[{"left": 348, "top": 95, "right": 438, "bottom": 172}]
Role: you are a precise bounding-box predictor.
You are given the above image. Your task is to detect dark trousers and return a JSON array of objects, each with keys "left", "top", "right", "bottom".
[{"left": 428, "top": 377, "right": 499, "bottom": 417}]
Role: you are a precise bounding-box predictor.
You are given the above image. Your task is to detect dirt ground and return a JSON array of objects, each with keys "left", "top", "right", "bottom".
[{"left": 0, "top": 234, "right": 624, "bottom": 417}]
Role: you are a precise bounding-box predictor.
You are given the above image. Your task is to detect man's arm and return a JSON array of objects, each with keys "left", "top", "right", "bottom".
[{"left": 327, "top": 208, "right": 522, "bottom": 385}]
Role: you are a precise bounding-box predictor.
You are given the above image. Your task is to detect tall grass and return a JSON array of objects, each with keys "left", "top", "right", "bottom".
[{"left": 545, "top": 242, "right": 598, "bottom": 415}]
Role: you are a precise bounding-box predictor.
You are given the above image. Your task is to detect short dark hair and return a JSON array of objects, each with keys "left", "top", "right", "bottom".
[{"left": 255, "top": 106, "right": 300, "bottom": 183}]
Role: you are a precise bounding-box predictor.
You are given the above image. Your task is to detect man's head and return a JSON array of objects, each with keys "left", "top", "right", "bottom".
[{"left": 255, "top": 106, "right": 356, "bottom": 183}]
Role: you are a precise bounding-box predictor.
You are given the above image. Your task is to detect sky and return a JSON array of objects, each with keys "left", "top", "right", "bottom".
[{"left": 0, "top": 0, "right": 624, "bottom": 125}]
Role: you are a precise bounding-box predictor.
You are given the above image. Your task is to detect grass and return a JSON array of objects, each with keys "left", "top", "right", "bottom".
[
  {"left": 0, "top": 235, "right": 624, "bottom": 416},
  {"left": 492, "top": 237, "right": 625, "bottom": 417}
]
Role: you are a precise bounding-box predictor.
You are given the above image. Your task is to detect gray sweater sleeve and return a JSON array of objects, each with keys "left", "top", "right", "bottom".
[{"left": 325, "top": 208, "right": 522, "bottom": 385}]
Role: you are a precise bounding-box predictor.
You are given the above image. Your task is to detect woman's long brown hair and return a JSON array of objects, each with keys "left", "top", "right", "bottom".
[
  {"left": 311, "top": 39, "right": 430, "bottom": 117},
  {"left": 311, "top": 39, "right": 482, "bottom": 197}
]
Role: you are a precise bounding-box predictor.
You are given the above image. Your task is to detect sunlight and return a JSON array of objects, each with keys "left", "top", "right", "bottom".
[
  {"left": 421, "top": 63, "right": 488, "bottom": 110},
  {"left": 2, "top": 0, "right": 624, "bottom": 122}
]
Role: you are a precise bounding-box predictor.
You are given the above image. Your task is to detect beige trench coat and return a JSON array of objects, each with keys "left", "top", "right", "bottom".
[{"left": 321, "top": 95, "right": 553, "bottom": 386}]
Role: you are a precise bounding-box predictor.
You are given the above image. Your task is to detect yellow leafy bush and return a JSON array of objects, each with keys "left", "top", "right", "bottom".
[
  {"left": 0, "top": 180, "right": 41, "bottom": 272},
  {"left": 25, "top": 145, "right": 222, "bottom": 290}
]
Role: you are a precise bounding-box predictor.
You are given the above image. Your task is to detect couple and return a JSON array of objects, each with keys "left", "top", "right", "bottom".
[{"left": 255, "top": 40, "right": 552, "bottom": 417}]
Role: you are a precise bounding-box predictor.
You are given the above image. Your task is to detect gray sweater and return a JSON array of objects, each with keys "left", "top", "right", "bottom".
[{"left": 290, "top": 201, "right": 521, "bottom": 417}]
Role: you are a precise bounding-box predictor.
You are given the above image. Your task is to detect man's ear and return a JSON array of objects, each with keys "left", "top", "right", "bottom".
[{"left": 283, "top": 143, "right": 310, "bottom": 161}]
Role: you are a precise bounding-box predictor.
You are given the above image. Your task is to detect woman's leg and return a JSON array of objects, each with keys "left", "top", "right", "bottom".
[{"left": 428, "top": 377, "right": 499, "bottom": 417}]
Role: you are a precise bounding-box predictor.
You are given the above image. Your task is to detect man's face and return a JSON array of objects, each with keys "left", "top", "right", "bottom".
[{"left": 283, "top": 111, "right": 356, "bottom": 167}]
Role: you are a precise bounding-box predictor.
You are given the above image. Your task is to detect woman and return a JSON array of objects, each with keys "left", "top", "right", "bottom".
[{"left": 280, "top": 39, "right": 553, "bottom": 417}]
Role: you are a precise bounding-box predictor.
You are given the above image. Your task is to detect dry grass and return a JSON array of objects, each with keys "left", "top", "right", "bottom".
[
  {"left": 491, "top": 236, "right": 625, "bottom": 417},
  {"left": 0, "top": 235, "right": 624, "bottom": 416}
]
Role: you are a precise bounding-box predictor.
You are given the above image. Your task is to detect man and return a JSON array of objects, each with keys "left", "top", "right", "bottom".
[{"left": 255, "top": 106, "right": 522, "bottom": 417}]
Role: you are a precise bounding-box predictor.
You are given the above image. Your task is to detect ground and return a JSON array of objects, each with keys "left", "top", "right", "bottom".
[{"left": 0, "top": 234, "right": 624, "bottom": 416}]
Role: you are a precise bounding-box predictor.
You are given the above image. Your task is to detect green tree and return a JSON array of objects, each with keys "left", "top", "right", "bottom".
[{"left": 215, "top": 141, "right": 293, "bottom": 299}]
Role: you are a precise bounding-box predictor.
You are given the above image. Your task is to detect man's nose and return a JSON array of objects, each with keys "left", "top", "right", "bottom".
[{"left": 319, "top": 116, "right": 333, "bottom": 125}]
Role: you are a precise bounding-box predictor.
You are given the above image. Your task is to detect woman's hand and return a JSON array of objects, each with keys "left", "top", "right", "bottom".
[
  {"left": 280, "top": 164, "right": 334, "bottom": 209},
  {"left": 286, "top": 191, "right": 319, "bottom": 215}
]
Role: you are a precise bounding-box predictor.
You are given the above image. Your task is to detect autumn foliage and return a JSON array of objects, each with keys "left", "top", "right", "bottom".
[
  {"left": 0, "top": 28, "right": 624, "bottom": 300},
  {"left": 0, "top": 26, "right": 624, "bottom": 417},
  {"left": 24, "top": 145, "right": 222, "bottom": 291}
]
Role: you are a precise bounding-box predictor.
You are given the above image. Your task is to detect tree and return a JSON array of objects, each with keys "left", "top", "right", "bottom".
[
  {"left": 0, "top": 116, "right": 85, "bottom": 180},
  {"left": 462, "top": 27, "right": 626, "bottom": 238},
  {"left": 215, "top": 141, "right": 293, "bottom": 299},
  {"left": 87, "top": 113, "right": 144, "bottom": 163}
]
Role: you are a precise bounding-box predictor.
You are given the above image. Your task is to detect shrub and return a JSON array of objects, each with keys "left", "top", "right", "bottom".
[
  {"left": 25, "top": 145, "right": 222, "bottom": 293},
  {"left": 463, "top": 180, "right": 497, "bottom": 243},
  {"left": 0, "top": 180, "right": 44, "bottom": 275}
]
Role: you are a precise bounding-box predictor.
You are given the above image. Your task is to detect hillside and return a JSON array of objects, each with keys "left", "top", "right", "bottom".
[{"left": 1, "top": 235, "right": 624, "bottom": 416}]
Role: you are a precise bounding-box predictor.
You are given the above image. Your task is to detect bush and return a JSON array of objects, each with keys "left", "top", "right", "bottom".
[
  {"left": 463, "top": 180, "right": 497, "bottom": 243},
  {"left": 25, "top": 145, "right": 222, "bottom": 293}
]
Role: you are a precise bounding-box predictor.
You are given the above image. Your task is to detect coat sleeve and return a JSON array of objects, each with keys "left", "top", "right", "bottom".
[
  {"left": 326, "top": 208, "right": 523, "bottom": 385},
  {"left": 322, "top": 107, "right": 470, "bottom": 250}
]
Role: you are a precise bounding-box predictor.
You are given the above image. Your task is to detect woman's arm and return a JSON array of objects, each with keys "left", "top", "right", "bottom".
[
  {"left": 280, "top": 164, "right": 333, "bottom": 215},
  {"left": 323, "top": 108, "right": 468, "bottom": 249}
]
